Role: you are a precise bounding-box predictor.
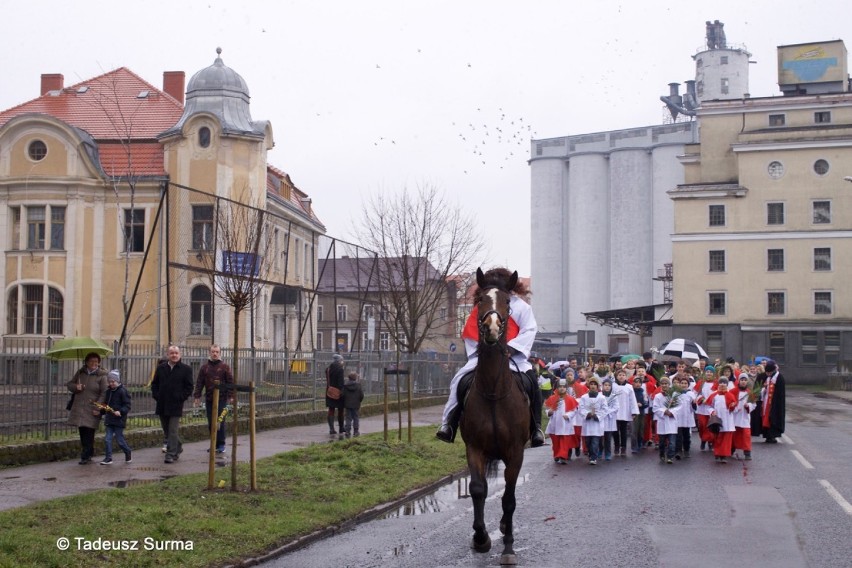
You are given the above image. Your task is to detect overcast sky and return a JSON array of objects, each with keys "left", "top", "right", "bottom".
[{"left": 2, "top": 0, "right": 849, "bottom": 275}]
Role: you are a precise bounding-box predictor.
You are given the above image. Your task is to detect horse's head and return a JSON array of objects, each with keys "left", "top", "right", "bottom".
[{"left": 476, "top": 286, "right": 511, "bottom": 347}]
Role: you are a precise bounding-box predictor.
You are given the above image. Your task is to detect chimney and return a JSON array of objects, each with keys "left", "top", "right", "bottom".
[
  {"left": 162, "top": 71, "right": 185, "bottom": 104},
  {"left": 41, "top": 74, "right": 64, "bottom": 95}
]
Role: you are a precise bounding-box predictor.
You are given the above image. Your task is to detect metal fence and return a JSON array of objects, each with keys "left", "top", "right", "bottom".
[{"left": 0, "top": 340, "right": 464, "bottom": 444}]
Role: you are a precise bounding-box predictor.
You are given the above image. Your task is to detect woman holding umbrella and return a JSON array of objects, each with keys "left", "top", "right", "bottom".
[{"left": 66, "top": 352, "right": 108, "bottom": 464}]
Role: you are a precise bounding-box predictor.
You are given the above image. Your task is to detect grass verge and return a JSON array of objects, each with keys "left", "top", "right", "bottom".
[{"left": 0, "top": 427, "right": 467, "bottom": 568}]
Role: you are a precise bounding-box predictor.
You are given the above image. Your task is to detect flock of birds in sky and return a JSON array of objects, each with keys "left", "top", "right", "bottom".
[{"left": 365, "top": 57, "right": 540, "bottom": 175}]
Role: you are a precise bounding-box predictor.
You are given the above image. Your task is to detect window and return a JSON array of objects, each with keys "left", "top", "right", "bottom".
[
  {"left": 192, "top": 205, "right": 214, "bottom": 250},
  {"left": 814, "top": 291, "right": 832, "bottom": 315},
  {"left": 769, "top": 332, "right": 786, "bottom": 365},
  {"left": 6, "top": 288, "right": 17, "bottom": 334},
  {"left": 439, "top": 306, "right": 448, "bottom": 320},
  {"left": 720, "top": 56, "right": 729, "bottom": 65},
  {"left": 767, "top": 249, "right": 784, "bottom": 271},
  {"left": 10, "top": 207, "right": 20, "bottom": 250},
  {"left": 317, "top": 305, "right": 323, "bottom": 322},
  {"left": 705, "top": 330, "right": 723, "bottom": 360},
  {"left": 801, "top": 331, "right": 818, "bottom": 364},
  {"left": 709, "top": 204, "right": 725, "bottom": 226},
  {"left": 28, "top": 140, "right": 47, "bottom": 161},
  {"left": 709, "top": 250, "right": 726, "bottom": 272},
  {"left": 720, "top": 77, "right": 729, "bottom": 94},
  {"left": 50, "top": 207, "right": 65, "bottom": 249},
  {"left": 696, "top": 80, "right": 704, "bottom": 97},
  {"left": 7, "top": 284, "right": 63, "bottom": 335},
  {"left": 362, "top": 305, "right": 374, "bottom": 321},
  {"left": 767, "top": 203, "right": 785, "bottom": 225},
  {"left": 813, "top": 201, "right": 831, "bottom": 224},
  {"left": 379, "top": 332, "right": 390, "bottom": 351},
  {"left": 814, "top": 248, "right": 831, "bottom": 271},
  {"left": 190, "top": 285, "right": 212, "bottom": 335},
  {"left": 813, "top": 159, "right": 829, "bottom": 176},
  {"left": 768, "top": 161, "right": 785, "bottom": 179},
  {"left": 124, "top": 209, "right": 145, "bottom": 252},
  {"left": 19, "top": 205, "right": 64, "bottom": 250},
  {"left": 316, "top": 332, "right": 323, "bottom": 350},
  {"left": 696, "top": 58, "right": 703, "bottom": 68},
  {"left": 769, "top": 114, "right": 786, "bottom": 126},
  {"left": 337, "top": 304, "right": 347, "bottom": 322},
  {"left": 361, "top": 331, "right": 370, "bottom": 351},
  {"left": 198, "top": 127, "right": 211, "bottom": 148},
  {"left": 709, "top": 292, "right": 726, "bottom": 315},
  {"left": 767, "top": 292, "right": 785, "bottom": 315},
  {"left": 825, "top": 332, "right": 840, "bottom": 365},
  {"left": 814, "top": 111, "right": 831, "bottom": 124},
  {"left": 27, "top": 206, "right": 45, "bottom": 249}
]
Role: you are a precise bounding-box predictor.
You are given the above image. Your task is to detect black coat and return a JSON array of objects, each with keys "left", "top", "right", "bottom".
[
  {"left": 342, "top": 379, "right": 364, "bottom": 410},
  {"left": 762, "top": 373, "right": 786, "bottom": 438},
  {"left": 102, "top": 384, "right": 132, "bottom": 428},
  {"left": 152, "top": 360, "right": 194, "bottom": 417},
  {"left": 325, "top": 362, "right": 345, "bottom": 409}
]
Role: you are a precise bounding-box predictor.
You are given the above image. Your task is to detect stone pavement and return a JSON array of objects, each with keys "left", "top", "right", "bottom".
[{"left": 0, "top": 405, "right": 446, "bottom": 512}]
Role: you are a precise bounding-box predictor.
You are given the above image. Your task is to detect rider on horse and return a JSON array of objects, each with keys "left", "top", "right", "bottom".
[{"left": 436, "top": 267, "right": 545, "bottom": 447}]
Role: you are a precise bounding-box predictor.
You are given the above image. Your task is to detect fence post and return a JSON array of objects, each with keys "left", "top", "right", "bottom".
[{"left": 43, "top": 337, "right": 54, "bottom": 441}]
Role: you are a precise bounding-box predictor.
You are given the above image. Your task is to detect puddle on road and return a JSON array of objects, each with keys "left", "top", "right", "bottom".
[
  {"left": 108, "top": 476, "right": 175, "bottom": 488},
  {"left": 382, "top": 464, "right": 532, "bottom": 518}
]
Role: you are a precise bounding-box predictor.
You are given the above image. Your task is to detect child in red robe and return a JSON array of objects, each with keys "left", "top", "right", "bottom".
[
  {"left": 545, "top": 379, "right": 579, "bottom": 464},
  {"left": 705, "top": 377, "right": 738, "bottom": 463}
]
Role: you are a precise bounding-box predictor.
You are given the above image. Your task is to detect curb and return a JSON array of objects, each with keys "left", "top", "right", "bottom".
[
  {"left": 230, "top": 469, "right": 469, "bottom": 567},
  {"left": 813, "top": 392, "right": 852, "bottom": 405}
]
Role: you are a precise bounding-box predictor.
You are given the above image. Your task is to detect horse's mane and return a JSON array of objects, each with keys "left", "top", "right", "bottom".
[{"left": 473, "top": 268, "right": 531, "bottom": 303}]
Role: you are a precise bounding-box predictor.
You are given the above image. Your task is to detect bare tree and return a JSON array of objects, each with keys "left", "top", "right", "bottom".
[
  {"left": 197, "top": 196, "right": 273, "bottom": 490},
  {"left": 354, "top": 185, "right": 484, "bottom": 353}
]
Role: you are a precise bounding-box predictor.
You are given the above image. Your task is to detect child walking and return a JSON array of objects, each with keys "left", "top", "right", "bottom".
[
  {"left": 652, "top": 376, "right": 679, "bottom": 464},
  {"left": 100, "top": 370, "right": 132, "bottom": 465},
  {"left": 342, "top": 372, "right": 364, "bottom": 438},
  {"left": 731, "top": 374, "right": 756, "bottom": 460},
  {"left": 631, "top": 375, "right": 647, "bottom": 453},
  {"left": 600, "top": 378, "right": 619, "bottom": 461},
  {"left": 578, "top": 376, "right": 607, "bottom": 465},
  {"left": 706, "top": 377, "right": 738, "bottom": 464},
  {"left": 545, "top": 379, "right": 578, "bottom": 464}
]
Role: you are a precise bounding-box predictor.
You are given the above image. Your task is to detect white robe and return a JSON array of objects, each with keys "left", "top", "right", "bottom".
[
  {"left": 652, "top": 392, "right": 679, "bottom": 435},
  {"left": 709, "top": 392, "right": 737, "bottom": 433},
  {"left": 578, "top": 393, "right": 607, "bottom": 437},
  {"left": 601, "top": 392, "right": 619, "bottom": 432},
  {"left": 613, "top": 381, "right": 639, "bottom": 421},
  {"left": 675, "top": 389, "right": 697, "bottom": 428},
  {"left": 544, "top": 396, "right": 577, "bottom": 436},
  {"left": 732, "top": 392, "right": 755, "bottom": 429}
]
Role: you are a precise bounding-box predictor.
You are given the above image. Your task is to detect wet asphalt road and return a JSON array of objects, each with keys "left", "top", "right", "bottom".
[{"left": 262, "top": 391, "right": 852, "bottom": 568}]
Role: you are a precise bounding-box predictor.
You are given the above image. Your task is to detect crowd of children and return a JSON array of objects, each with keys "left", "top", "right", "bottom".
[{"left": 537, "top": 354, "right": 773, "bottom": 466}]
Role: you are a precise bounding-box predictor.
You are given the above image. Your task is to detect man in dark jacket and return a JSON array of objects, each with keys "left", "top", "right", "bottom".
[
  {"left": 193, "top": 344, "right": 234, "bottom": 454},
  {"left": 152, "top": 345, "right": 194, "bottom": 463},
  {"left": 326, "top": 354, "right": 345, "bottom": 436}
]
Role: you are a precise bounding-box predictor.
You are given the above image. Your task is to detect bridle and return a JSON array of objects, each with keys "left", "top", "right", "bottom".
[{"left": 477, "top": 287, "right": 510, "bottom": 346}]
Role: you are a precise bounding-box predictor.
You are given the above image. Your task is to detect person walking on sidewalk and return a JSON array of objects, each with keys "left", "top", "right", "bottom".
[
  {"left": 99, "top": 370, "right": 132, "bottom": 465},
  {"left": 325, "top": 354, "right": 345, "bottom": 436},
  {"left": 152, "top": 345, "right": 194, "bottom": 464},
  {"left": 193, "top": 344, "right": 234, "bottom": 454},
  {"left": 66, "top": 352, "right": 108, "bottom": 465},
  {"left": 342, "top": 372, "right": 364, "bottom": 437}
]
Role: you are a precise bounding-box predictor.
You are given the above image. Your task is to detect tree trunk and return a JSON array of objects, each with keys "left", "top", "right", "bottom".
[{"left": 231, "top": 308, "right": 240, "bottom": 491}]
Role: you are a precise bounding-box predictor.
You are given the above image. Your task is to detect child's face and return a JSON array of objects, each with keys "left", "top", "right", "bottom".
[
  {"left": 659, "top": 379, "right": 671, "bottom": 389},
  {"left": 557, "top": 385, "right": 567, "bottom": 394},
  {"left": 108, "top": 380, "right": 119, "bottom": 390},
  {"left": 602, "top": 382, "right": 612, "bottom": 394},
  {"left": 588, "top": 382, "right": 599, "bottom": 393},
  {"left": 738, "top": 377, "right": 749, "bottom": 388},
  {"left": 636, "top": 368, "right": 645, "bottom": 379},
  {"left": 717, "top": 381, "right": 728, "bottom": 392},
  {"left": 705, "top": 369, "right": 715, "bottom": 379},
  {"left": 616, "top": 372, "right": 627, "bottom": 383}
]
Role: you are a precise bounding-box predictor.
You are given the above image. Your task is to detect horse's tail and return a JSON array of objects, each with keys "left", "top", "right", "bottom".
[{"left": 485, "top": 459, "right": 499, "bottom": 481}]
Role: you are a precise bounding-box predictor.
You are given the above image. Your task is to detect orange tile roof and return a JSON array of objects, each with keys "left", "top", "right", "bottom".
[
  {"left": 0, "top": 67, "right": 183, "bottom": 140},
  {"left": 97, "top": 142, "right": 165, "bottom": 176}
]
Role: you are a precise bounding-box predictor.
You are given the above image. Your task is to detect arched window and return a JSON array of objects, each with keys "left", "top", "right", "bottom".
[
  {"left": 199, "top": 127, "right": 211, "bottom": 148},
  {"left": 6, "top": 284, "right": 63, "bottom": 335},
  {"left": 190, "top": 285, "right": 212, "bottom": 335}
]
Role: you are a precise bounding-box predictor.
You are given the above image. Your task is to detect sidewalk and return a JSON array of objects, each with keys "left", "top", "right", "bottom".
[
  {"left": 0, "top": 405, "right": 446, "bottom": 512},
  {"left": 816, "top": 390, "right": 852, "bottom": 404}
]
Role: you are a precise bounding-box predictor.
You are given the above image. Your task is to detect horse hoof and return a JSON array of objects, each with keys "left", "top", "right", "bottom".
[
  {"left": 471, "top": 536, "right": 491, "bottom": 553},
  {"left": 501, "top": 553, "right": 518, "bottom": 565}
]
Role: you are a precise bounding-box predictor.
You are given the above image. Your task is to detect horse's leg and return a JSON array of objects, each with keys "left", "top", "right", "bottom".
[
  {"left": 498, "top": 456, "right": 521, "bottom": 565},
  {"left": 467, "top": 450, "right": 491, "bottom": 553}
]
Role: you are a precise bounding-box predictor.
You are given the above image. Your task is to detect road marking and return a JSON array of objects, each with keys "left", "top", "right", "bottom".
[
  {"left": 819, "top": 480, "right": 852, "bottom": 515},
  {"left": 781, "top": 433, "right": 794, "bottom": 445},
  {"left": 790, "top": 450, "right": 814, "bottom": 469}
]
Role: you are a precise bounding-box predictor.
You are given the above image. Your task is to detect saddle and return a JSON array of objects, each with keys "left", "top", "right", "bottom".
[{"left": 457, "top": 370, "right": 532, "bottom": 410}]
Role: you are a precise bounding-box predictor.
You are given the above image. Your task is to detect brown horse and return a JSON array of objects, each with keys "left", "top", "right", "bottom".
[{"left": 459, "top": 268, "right": 530, "bottom": 565}]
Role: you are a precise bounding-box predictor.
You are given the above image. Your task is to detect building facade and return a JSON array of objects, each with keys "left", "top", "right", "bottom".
[
  {"left": 0, "top": 51, "right": 324, "bottom": 353},
  {"left": 670, "top": 40, "right": 852, "bottom": 381}
]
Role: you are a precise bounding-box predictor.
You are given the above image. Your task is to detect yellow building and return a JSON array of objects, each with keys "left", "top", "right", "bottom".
[
  {"left": 669, "top": 40, "right": 851, "bottom": 381},
  {"left": 0, "top": 50, "right": 324, "bottom": 352}
]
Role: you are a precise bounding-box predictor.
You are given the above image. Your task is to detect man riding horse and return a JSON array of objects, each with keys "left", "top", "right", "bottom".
[{"left": 436, "top": 267, "right": 545, "bottom": 447}]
